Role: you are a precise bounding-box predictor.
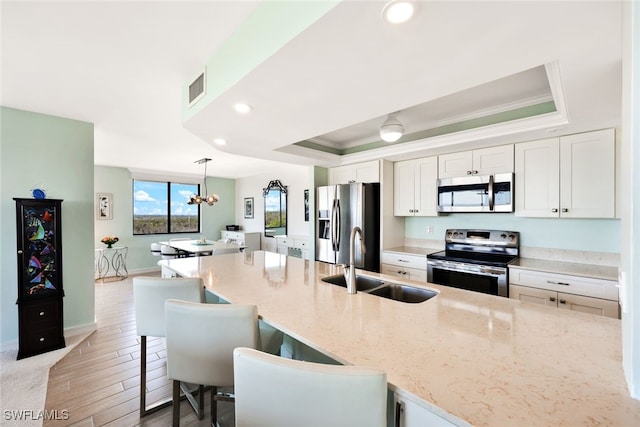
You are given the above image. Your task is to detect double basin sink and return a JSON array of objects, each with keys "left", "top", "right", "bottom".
[{"left": 321, "top": 274, "right": 437, "bottom": 303}]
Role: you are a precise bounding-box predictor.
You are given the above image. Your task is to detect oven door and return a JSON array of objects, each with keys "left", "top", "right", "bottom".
[{"left": 427, "top": 259, "right": 508, "bottom": 297}]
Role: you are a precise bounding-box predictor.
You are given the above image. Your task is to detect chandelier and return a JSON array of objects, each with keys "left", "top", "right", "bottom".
[{"left": 187, "top": 158, "right": 220, "bottom": 206}]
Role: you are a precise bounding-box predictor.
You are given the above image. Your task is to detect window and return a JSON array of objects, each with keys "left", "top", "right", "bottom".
[{"left": 133, "top": 180, "right": 200, "bottom": 235}]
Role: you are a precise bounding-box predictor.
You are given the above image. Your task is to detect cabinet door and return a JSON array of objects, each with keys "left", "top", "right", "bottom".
[
  {"left": 381, "top": 264, "right": 404, "bottom": 278},
  {"left": 354, "top": 160, "right": 379, "bottom": 183},
  {"left": 560, "top": 128, "right": 615, "bottom": 218},
  {"left": 394, "top": 394, "right": 456, "bottom": 427},
  {"left": 414, "top": 156, "right": 438, "bottom": 216},
  {"left": 510, "top": 284, "right": 558, "bottom": 307},
  {"left": 328, "top": 166, "right": 354, "bottom": 185},
  {"left": 557, "top": 292, "right": 619, "bottom": 318},
  {"left": 473, "top": 144, "right": 514, "bottom": 175},
  {"left": 403, "top": 267, "right": 427, "bottom": 282},
  {"left": 515, "top": 138, "right": 560, "bottom": 217},
  {"left": 438, "top": 151, "right": 473, "bottom": 178},
  {"left": 394, "top": 160, "right": 416, "bottom": 216}
]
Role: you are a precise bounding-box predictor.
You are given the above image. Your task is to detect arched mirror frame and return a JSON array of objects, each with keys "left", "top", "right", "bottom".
[{"left": 263, "top": 180, "right": 288, "bottom": 238}]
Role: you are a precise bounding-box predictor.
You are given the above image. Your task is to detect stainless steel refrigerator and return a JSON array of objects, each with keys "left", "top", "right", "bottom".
[{"left": 316, "top": 183, "right": 380, "bottom": 272}]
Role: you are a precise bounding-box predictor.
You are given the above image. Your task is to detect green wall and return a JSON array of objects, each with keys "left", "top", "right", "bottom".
[
  {"left": 94, "top": 165, "right": 236, "bottom": 272},
  {"left": 406, "top": 214, "right": 620, "bottom": 253},
  {"left": 1, "top": 107, "right": 95, "bottom": 347}
]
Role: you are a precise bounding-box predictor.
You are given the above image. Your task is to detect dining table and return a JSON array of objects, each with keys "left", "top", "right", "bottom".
[{"left": 159, "top": 239, "right": 245, "bottom": 256}]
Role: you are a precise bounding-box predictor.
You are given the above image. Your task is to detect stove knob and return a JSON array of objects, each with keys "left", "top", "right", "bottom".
[
  {"left": 508, "top": 234, "right": 515, "bottom": 241},
  {"left": 500, "top": 233, "right": 507, "bottom": 239}
]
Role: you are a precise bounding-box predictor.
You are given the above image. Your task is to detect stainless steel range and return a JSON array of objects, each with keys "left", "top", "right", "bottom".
[{"left": 427, "top": 229, "right": 519, "bottom": 297}]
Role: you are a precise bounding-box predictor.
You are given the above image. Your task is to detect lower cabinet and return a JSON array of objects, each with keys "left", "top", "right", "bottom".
[
  {"left": 18, "top": 298, "right": 65, "bottom": 359},
  {"left": 275, "top": 236, "right": 311, "bottom": 260},
  {"left": 393, "top": 392, "right": 456, "bottom": 427},
  {"left": 509, "top": 267, "right": 619, "bottom": 319},
  {"left": 381, "top": 251, "right": 427, "bottom": 282}
]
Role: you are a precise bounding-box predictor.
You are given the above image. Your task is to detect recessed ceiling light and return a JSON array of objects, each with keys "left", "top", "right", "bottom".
[
  {"left": 382, "top": 1, "right": 415, "bottom": 24},
  {"left": 213, "top": 138, "right": 227, "bottom": 146},
  {"left": 233, "top": 103, "right": 252, "bottom": 114}
]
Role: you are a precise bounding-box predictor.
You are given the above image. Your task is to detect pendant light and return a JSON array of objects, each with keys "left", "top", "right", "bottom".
[
  {"left": 379, "top": 113, "right": 404, "bottom": 142},
  {"left": 187, "top": 158, "right": 220, "bottom": 206}
]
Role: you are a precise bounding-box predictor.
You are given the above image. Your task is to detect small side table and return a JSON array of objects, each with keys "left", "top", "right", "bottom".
[{"left": 95, "top": 246, "right": 128, "bottom": 281}]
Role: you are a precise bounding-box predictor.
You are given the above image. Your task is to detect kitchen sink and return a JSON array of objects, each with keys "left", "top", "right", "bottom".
[
  {"left": 321, "top": 274, "right": 437, "bottom": 303},
  {"left": 368, "top": 283, "right": 438, "bottom": 303},
  {"left": 321, "top": 274, "right": 385, "bottom": 292}
]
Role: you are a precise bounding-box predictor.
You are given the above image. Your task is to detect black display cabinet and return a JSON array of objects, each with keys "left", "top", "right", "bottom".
[{"left": 14, "top": 198, "right": 65, "bottom": 359}]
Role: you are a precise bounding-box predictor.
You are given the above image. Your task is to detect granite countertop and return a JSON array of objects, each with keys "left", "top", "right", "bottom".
[
  {"left": 510, "top": 257, "right": 619, "bottom": 281},
  {"left": 384, "top": 246, "right": 441, "bottom": 256},
  {"left": 161, "top": 252, "right": 639, "bottom": 426}
]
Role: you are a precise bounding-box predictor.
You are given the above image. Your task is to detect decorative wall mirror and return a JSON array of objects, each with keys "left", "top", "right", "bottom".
[{"left": 263, "top": 179, "right": 287, "bottom": 238}]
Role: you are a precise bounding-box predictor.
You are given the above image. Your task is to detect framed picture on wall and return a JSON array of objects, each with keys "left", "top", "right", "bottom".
[
  {"left": 244, "top": 197, "right": 254, "bottom": 219},
  {"left": 96, "top": 193, "right": 113, "bottom": 220}
]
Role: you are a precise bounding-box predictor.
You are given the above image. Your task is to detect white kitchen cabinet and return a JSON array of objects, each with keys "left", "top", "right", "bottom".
[
  {"left": 515, "top": 128, "right": 615, "bottom": 218},
  {"left": 220, "top": 230, "right": 261, "bottom": 252},
  {"left": 382, "top": 252, "right": 427, "bottom": 282},
  {"left": 509, "top": 267, "right": 619, "bottom": 319},
  {"left": 438, "top": 144, "right": 514, "bottom": 178},
  {"left": 275, "top": 235, "right": 311, "bottom": 259},
  {"left": 393, "top": 392, "right": 456, "bottom": 427},
  {"left": 393, "top": 156, "right": 438, "bottom": 216},
  {"left": 328, "top": 160, "right": 379, "bottom": 185}
]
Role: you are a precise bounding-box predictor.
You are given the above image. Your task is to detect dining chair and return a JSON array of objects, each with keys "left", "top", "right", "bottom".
[
  {"left": 164, "top": 300, "right": 259, "bottom": 426},
  {"left": 160, "top": 244, "right": 180, "bottom": 260},
  {"left": 233, "top": 347, "right": 387, "bottom": 427},
  {"left": 211, "top": 246, "right": 241, "bottom": 256},
  {"left": 133, "top": 276, "right": 204, "bottom": 417},
  {"left": 150, "top": 242, "right": 162, "bottom": 257}
]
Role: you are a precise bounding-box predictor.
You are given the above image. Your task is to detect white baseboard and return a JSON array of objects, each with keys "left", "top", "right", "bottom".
[{"left": 65, "top": 322, "right": 97, "bottom": 338}]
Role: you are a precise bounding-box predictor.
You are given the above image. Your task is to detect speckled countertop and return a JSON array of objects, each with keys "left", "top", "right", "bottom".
[
  {"left": 510, "top": 257, "right": 619, "bottom": 281},
  {"left": 161, "top": 252, "right": 639, "bottom": 426},
  {"left": 384, "top": 246, "right": 441, "bottom": 256}
]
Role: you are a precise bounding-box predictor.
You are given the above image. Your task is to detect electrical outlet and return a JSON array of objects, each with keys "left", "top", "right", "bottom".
[{"left": 426, "top": 226, "right": 433, "bottom": 235}]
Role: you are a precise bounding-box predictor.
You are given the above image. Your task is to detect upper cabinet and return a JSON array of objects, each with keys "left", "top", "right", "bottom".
[
  {"left": 328, "top": 160, "right": 379, "bottom": 185},
  {"left": 515, "top": 128, "right": 615, "bottom": 218},
  {"left": 394, "top": 157, "right": 438, "bottom": 216},
  {"left": 438, "top": 145, "right": 514, "bottom": 178}
]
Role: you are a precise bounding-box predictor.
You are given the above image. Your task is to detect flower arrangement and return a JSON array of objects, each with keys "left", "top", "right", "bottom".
[{"left": 101, "top": 235, "right": 119, "bottom": 248}]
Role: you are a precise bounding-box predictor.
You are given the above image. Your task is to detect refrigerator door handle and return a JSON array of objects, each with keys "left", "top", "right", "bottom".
[
  {"left": 333, "top": 199, "right": 342, "bottom": 251},
  {"left": 331, "top": 199, "right": 338, "bottom": 251}
]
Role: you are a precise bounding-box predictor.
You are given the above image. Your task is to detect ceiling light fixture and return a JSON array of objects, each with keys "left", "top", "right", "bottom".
[
  {"left": 233, "top": 102, "right": 252, "bottom": 114},
  {"left": 187, "top": 158, "right": 220, "bottom": 206},
  {"left": 379, "top": 113, "right": 404, "bottom": 142},
  {"left": 382, "top": 1, "right": 415, "bottom": 24},
  {"left": 213, "top": 138, "right": 227, "bottom": 146}
]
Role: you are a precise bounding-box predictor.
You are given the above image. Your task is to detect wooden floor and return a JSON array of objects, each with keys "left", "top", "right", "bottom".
[{"left": 44, "top": 273, "right": 234, "bottom": 427}]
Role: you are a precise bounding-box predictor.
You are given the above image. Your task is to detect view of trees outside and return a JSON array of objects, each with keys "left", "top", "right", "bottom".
[{"left": 132, "top": 180, "right": 199, "bottom": 234}]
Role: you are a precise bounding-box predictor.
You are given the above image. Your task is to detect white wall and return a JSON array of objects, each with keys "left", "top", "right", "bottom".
[
  {"left": 235, "top": 165, "right": 311, "bottom": 249},
  {"left": 620, "top": 0, "right": 639, "bottom": 399}
]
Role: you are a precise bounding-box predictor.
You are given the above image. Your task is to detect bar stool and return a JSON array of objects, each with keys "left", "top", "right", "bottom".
[
  {"left": 150, "top": 242, "right": 162, "bottom": 257},
  {"left": 132, "top": 276, "right": 204, "bottom": 417},
  {"left": 164, "top": 300, "right": 259, "bottom": 426},
  {"left": 233, "top": 347, "right": 387, "bottom": 427}
]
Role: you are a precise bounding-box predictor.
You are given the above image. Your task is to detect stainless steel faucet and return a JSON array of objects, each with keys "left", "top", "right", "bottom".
[{"left": 343, "top": 226, "right": 366, "bottom": 294}]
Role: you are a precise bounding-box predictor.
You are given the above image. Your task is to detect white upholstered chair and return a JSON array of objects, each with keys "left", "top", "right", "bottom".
[
  {"left": 132, "top": 277, "right": 204, "bottom": 417},
  {"left": 233, "top": 347, "right": 388, "bottom": 427},
  {"left": 165, "top": 300, "right": 259, "bottom": 427},
  {"left": 160, "top": 244, "right": 179, "bottom": 260},
  {"left": 211, "top": 246, "right": 241, "bottom": 256},
  {"left": 150, "top": 242, "right": 162, "bottom": 257}
]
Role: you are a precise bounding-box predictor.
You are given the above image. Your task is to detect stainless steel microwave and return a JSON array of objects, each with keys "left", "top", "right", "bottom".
[{"left": 437, "top": 173, "right": 514, "bottom": 213}]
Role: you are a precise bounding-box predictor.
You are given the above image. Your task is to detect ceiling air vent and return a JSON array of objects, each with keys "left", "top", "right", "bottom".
[{"left": 188, "top": 70, "right": 206, "bottom": 107}]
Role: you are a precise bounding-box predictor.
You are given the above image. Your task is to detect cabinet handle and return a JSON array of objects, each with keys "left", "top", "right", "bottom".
[
  {"left": 559, "top": 299, "right": 567, "bottom": 305},
  {"left": 473, "top": 170, "right": 478, "bottom": 174},
  {"left": 547, "top": 280, "right": 570, "bottom": 286},
  {"left": 409, "top": 209, "right": 414, "bottom": 213},
  {"left": 39, "top": 337, "right": 45, "bottom": 342},
  {"left": 414, "top": 210, "right": 419, "bottom": 213},
  {"left": 549, "top": 297, "right": 556, "bottom": 302},
  {"left": 39, "top": 311, "right": 45, "bottom": 316},
  {"left": 551, "top": 208, "right": 558, "bottom": 213},
  {"left": 466, "top": 170, "right": 472, "bottom": 175},
  {"left": 397, "top": 259, "right": 409, "bottom": 263},
  {"left": 561, "top": 208, "right": 569, "bottom": 213},
  {"left": 395, "top": 401, "right": 403, "bottom": 427},
  {"left": 18, "top": 250, "right": 23, "bottom": 254},
  {"left": 397, "top": 270, "right": 402, "bottom": 274}
]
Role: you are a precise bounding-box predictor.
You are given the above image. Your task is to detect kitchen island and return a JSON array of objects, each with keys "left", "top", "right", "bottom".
[{"left": 160, "top": 251, "right": 640, "bottom": 426}]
